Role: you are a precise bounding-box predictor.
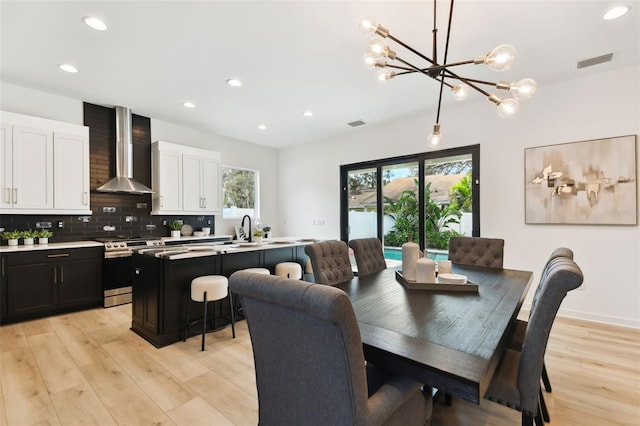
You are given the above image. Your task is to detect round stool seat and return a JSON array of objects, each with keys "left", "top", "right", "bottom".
[
  {"left": 191, "top": 275, "right": 228, "bottom": 302},
  {"left": 243, "top": 267, "right": 271, "bottom": 275},
  {"left": 275, "top": 262, "right": 302, "bottom": 279}
]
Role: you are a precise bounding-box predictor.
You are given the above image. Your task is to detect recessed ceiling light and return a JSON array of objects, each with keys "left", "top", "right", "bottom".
[
  {"left": 83, "top": 17, "right": 108, "bottom": 31},
  {"left": 603, "top": 5, "right": 630, "bottom": 20},
  {"left": 226, "top": 79, "right": 242, "bottom": 87},
  {"left": 183, "top": 101, "right": 195, "bottom": 108},
  {"left": 58, "top": 64, "right": 78, "bottom": 73},
  {"left": 303, "top": 111, "right": 313, "bottom": 117},
  {"left": 258, "top": 124, "right": 267, "bottom": 130}
]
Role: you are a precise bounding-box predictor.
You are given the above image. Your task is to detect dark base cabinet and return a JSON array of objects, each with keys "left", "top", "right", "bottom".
[
  {"left": 1, "top": 247, "right": 103, "bottom": 324},
  {"left": 131, "top": 245, "right": 310, "bottom": 348}
]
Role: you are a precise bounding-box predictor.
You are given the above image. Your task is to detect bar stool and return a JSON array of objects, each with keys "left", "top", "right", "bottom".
[
  {"left": 275, "top": 262, "right": 302, "bottom": 279},
  {"left": 243, "top": 267, "right": 270, "bottom": 275},
  {"left": 184, "top": 275, "right": 235, "bottom": 351}
]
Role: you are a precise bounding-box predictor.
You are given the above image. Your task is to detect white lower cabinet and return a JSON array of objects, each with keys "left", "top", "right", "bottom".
[
  {"left": 0, "top": 111, "right": 90, "bottom": 214},
  {"left": 151, "top": 141, "right": 221, "bottom": 215}
]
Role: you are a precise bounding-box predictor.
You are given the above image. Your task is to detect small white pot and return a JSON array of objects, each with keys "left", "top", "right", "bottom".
[
  {"left": 171, "top": 230, "right": 181, "bottom": 238},
  {"left": 7, "top": 239, "right": 18, "bottom": 246},
  {"left": 24, "top": 238, "right": 34, "bottom": 245},
  {"left": 253, "top": 236, "right": 263, "bottom": 245},
  {"left": 39, "top": 237, "right": 49, "bottom": 245}
]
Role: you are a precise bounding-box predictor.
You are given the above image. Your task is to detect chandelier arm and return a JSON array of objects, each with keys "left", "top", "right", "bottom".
[
  {"left": 441, "top": 68, "right": 491, "bottom": 97},
  {"left": 386, "top": 64, "right": 418, "bottom": 71},
  {"left": 450, "top": 76, "right": 499, "bottom": 87},
  {"left": 387, "top": 34, "right": 437, "bottom": 66},
  {"left": 442, "top": 0, "right": 455, "bottom": 66},
  {"left": 427, "top": 59, "right": 475, "bottom": 72},
  {"left": 395, "top": 56, "right": 439, "bottom": 79},
  {"left": 432, "top": 0, "right": 438, "bottom": 64}
]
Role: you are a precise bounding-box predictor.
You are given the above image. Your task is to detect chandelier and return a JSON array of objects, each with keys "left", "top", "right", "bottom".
[{"left": 358, "top": 0, "right": 537, "bottom": 147}]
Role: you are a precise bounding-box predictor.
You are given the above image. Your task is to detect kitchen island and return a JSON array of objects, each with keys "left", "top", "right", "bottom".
[{"left": 131, "top": 239, "right": 313, "bottom": 347}]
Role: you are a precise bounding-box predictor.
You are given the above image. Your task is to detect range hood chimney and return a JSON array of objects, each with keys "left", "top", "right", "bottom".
[{"left": 96, "top": 106, "right": 153, "bottom": 194}]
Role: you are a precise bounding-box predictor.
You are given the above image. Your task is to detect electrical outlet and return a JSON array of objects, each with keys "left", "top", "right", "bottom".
[
  {"left": 57, "top": 221, "right": 64, "bottom": 228},
  {"left": 103, "top": 207, "right": 116, "bottom": 213},
  {"left": 313, "top": 219, "right": 325, "bottom": 225},
  {"left": 162, "top": 220, "right": 167, "bottom": 226},
  {"left": 36, "top": 222, "right": 52, "bottom": 229}
]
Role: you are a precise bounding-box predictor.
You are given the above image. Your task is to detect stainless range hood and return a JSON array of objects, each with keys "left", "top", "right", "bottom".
[{"left": 96, "top": 106, "right": 154, "bottom": 194}]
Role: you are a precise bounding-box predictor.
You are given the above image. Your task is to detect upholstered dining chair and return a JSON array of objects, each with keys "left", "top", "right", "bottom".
[
  {"left": 509, "top": 247, "right": 574, "bottom": 396},
  {"left": 448, "top": 236, "right": 505, "bottom": 269},
  {"left": 485, "top": 257, "right": 583, "bottom": 426},
  {"left": 305, "top": 240, "right": 354, "bottom": 285},
  {"left": 349, "top": 238, "right": 387, "bottom": 277},
  {"left": 229, "top": 271, "right": 433, "bottom": 426}
]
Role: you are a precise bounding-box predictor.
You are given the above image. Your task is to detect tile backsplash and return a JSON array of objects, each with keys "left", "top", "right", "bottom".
[{"left": 0, "top": 102, "right": 214, "bottom": 244}]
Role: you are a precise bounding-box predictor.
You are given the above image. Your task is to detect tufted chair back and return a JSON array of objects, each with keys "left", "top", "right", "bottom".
[
  {"left": 305, "top": 241, "right": 354, "bottom": 285},
  {"left": 448, "top": 236, "right": 505, "bottom": 269},
  {"left": 348, "top": 238, "right": 387, "bottom": 277}
]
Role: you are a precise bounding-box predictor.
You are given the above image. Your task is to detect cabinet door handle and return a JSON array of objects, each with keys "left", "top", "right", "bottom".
[
  {"left": 161, "top": 195, "right": 164, "bottom": 207},
  {"left": 53, "top": 267, "right": 57, "bottom": 284},
  {"left": 60, "top": 265, "right": 64, "bottom": 283},
  {"left": 203, "top": 198, "right": 207, "bottom": 208},
  {"left": 13, "top": 188, "right": 17, "bottom": 204},
  {"left": 83, "top": 192, "right": 88, "bottom": 205},
  {"left": 1, "top": 257, "right": 5, "bottom": 277},
  {"left": 47, "top": 253, "right": 70, "bottom": 258}
]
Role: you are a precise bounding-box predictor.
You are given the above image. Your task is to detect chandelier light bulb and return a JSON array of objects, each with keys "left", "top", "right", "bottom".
[
  {"left": 427, "top": 124, "right": 443, "bottom": 147},
  {"left": 496, "top": 98, "right": 520, "bottom": 118},
  {"left": 510, "top": 78, "right": 537, "bottom": 100},
  {"left": 368, "top": 36, "right": 387, "bottom": 59},
  {"left": 486, "top": 44, "right": 516, "bottom": 71},
  {"left": 363, "top": 53, "right": 376, "bottom": 67},
  {"left": 451, "top": 84, "right": 470, "bottom": 101},
  {"left": 377, "top": 70, "right": 395, "bottom": 82},
  {"left": 358, "top": 16, "right": 378, "bottom": 36}
]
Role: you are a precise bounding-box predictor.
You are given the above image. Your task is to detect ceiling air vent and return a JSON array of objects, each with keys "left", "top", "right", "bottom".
[
  {"left": 576, "top": 53, "right": 614, "bottom": 69},
  {"left": 348, "top": 120, "right": 366, "bottom": 127}
]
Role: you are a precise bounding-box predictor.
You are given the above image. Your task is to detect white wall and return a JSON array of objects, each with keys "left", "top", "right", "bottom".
[
  {"left": 0, "top": 82, "right": 280, "bottom": 238},
  {"left": 278, "top": 65, "right": 640, "bottom": 328}
]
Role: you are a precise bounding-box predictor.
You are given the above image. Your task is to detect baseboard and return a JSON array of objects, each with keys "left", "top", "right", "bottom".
[{"left": 520, "top": 303, "right": 640, "bottom": 330}]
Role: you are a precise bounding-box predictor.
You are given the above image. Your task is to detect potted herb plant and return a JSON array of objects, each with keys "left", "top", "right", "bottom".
[
  {"left": 168, "top": 220, "right": 183, "bottom": 238},
  {"left": 262, "top": 226, "right": 271, "bottom": 239},
  {"left": 2, "top": 230, "right": 21, "bottom": 246},
  {"left": 37, "top": 229, "right": 53, "bottom": 244},
  {"left": 22, "top": 229, "right": 36, "bottom": 245},
  {"left": 253, "top": 229, "right": 263, "bottom": 245}
]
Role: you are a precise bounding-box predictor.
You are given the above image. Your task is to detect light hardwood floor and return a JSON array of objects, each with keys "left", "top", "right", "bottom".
[{"left": 0, "top": 305, "right": 638, "bottom": 425}]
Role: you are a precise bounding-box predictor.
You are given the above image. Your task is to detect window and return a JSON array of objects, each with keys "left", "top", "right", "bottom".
[
  {"left": 222, "top": 166, "right": 259, "bottom": 219},
  {"left": 340, "top": 145, "right": 479, "bottom": 259}
]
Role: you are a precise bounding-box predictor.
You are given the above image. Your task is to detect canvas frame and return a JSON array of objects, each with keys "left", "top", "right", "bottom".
[{"left": 525, "top": 135, "right": 637, "bottom": 225}]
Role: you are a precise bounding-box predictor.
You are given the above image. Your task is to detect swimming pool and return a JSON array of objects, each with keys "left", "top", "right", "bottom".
[{"left": 383, "top": 247, "right": 449, "bottom": 262}]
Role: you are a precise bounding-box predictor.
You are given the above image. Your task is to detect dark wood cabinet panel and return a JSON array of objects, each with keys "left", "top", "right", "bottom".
[{"left": 1, "top": 247, "right": 102, "bottom": 323}]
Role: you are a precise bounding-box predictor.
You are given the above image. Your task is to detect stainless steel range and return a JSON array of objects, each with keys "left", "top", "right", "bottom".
[{"left": 98, "top": 237, "right": 165, "bottom": 307}]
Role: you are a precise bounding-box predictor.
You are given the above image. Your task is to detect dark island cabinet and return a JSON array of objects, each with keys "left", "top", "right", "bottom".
[
  {"left": 130, "top": 245, "right": 310, "bottom": 348},
  {"left": 1, "top": 247, "right": 102, "bottom": 323}
]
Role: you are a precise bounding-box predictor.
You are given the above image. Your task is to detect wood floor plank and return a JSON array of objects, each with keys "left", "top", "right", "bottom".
[
  {"left": 1, "top": 305, "right": 638, "bottom": 426},
  {"left": 0, "top": 348, "right": 61, "bottom": 425},
  {"left": 79, "top": 356, "right": 173, "bottom": 425},
  {"left": 28, "top": 332, "right": 87, "bottom": 394},
  {"left": 167, "top": 396, "right": 235, "bottom": 426},
  {"left": 50, "top": 382, "right": 116, "bottom": 426}
]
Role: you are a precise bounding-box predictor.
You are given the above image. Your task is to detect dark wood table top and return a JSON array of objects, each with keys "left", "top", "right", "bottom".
[{"left": 335, "top": 265, "right": 532, "bottom": 404}]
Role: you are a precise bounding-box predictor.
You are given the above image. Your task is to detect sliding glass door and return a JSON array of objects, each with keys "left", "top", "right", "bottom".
[{"left": 340, "top": 145, "right": 479, "bottom": 260}]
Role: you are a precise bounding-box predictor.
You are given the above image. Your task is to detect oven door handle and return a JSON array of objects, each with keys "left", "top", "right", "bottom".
[{"left": 104, "top": 252, "right": 134, "bottom": 259}]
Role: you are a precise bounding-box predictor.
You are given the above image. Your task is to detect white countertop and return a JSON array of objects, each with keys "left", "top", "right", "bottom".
[
  {"left": 0, "top": 241, "right": 104, "bottom": 253},
  {"left": 138, "top": 238, "right": 319, "bottom": 260}
]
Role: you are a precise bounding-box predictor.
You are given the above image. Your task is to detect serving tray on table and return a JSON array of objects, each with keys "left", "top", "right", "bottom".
[{"left": 395, "top": 270, "right": 478, "bottom": 292}]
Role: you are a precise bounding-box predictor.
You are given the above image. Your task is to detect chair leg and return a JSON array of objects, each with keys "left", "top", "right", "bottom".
[
  {"left": 534, "top": 401, "right": 544, "bottom": 426},
  {"left": 229, "top": 292, "right": 236, "bottom": 338},
  {"left": 201, "top": 291, "right": 208, "bottom": 351},
  {"left": 539, "top": 388, "right": 550, "bottom": 422},
  {"left": 522, "top": 413, "right": 534, "bottom": 426},
  {"left": 541, "top": 362, "right": 552, "bottom": 392},
  {"left": 183, "top": 294, "right": 191, "bottom": 342}
]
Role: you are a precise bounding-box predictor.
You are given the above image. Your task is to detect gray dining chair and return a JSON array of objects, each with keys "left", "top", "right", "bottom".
[
  {"left": 229, "top": 270, "right": 433, "bottom": 426},
  {"left": 509, "top": 247, "right": 574, "bottom": 396},
  {"left": 448, "top": 236, "right": 505, "bottom": 269},
  {"left": 304, "top": 240, "right": 354, "bottom": 285},
  {"left": 349, "top": 238, "right": 387, "bottom": 277},
  {"left": 485, "top": 257, "right": 583, "bottom": 426}
]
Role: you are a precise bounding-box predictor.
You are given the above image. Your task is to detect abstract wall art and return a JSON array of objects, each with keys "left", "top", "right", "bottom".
[{"left": 525, "top": 135, "right": 637, "bottom": 225}]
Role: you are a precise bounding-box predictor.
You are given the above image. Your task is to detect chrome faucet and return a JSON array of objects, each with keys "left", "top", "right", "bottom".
[{"left": 241, "top": 215, "right": 252, "bottom": 242}]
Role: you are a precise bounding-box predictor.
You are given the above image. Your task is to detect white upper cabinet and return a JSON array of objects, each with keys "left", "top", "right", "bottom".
[
  {"left": 151, "top": 141, "right": 221, "bottom": 215},
  {"left": 0, "top": 111, "right": 90, "bottom": 214}
]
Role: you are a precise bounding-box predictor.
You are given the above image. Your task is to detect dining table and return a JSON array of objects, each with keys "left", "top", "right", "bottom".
[{"left": 335, "top": 264, "right": 533, "bottom": 404}]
